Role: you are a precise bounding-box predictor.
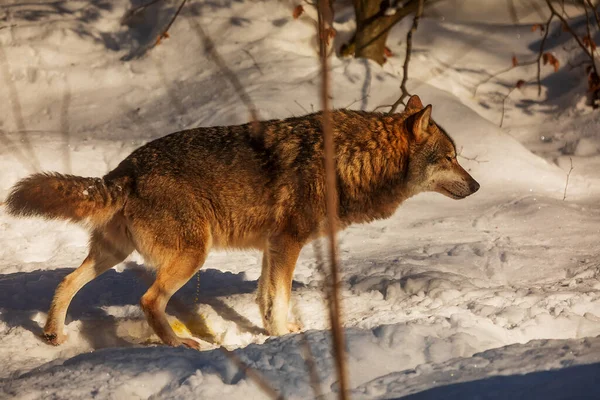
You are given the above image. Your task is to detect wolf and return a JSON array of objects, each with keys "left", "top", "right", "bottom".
[{"left": 5, "top": 95, "right": 479, "bottom": 349}]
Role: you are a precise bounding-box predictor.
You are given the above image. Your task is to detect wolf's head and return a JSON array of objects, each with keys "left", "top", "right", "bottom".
[{"left": 403, "top": 95, "right": 480, "bottom": 199}]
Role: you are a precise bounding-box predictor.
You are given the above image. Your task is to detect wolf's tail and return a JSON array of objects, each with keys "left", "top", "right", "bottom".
[{"left": 5, "top": 172, "right": 130, "bottom": 227}]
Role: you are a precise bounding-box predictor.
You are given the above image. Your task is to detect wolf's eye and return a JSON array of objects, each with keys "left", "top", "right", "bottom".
[{"left": 445, "top": 156, "right": 453, "bottom": 162}]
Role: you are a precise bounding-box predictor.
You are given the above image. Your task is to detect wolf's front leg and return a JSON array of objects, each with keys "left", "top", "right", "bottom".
[{"left": 257, "top": 235, "right": 303, "bottom": 335}]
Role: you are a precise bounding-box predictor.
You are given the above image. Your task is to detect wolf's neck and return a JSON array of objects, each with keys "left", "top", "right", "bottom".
[{"left": 335, "top": 129, "right": 410, "bottom": 225}]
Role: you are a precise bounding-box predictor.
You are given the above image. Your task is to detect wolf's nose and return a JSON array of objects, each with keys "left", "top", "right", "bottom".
[{"left": 470, "top": 179, "right": 480, "bottom": 193}]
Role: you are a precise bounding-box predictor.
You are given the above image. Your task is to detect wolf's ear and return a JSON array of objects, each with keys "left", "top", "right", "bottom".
[
  {"left": 412, "top": 105, "right": 432, "bottom": 141},
  {"left": 405, "top": 95, "right": 424, "bottom": 111}
]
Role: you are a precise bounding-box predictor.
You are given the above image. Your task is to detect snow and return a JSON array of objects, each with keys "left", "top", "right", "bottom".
[{"left": 2, "top": 0, "right": 600, "bottom": 398}]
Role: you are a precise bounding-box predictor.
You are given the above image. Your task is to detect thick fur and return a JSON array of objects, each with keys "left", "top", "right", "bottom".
[
  {"left": 6, "top": 172, "right": 129, "bottom": 227},
  {"left": 5, "top": 95, "right": 479, "bottom": 348}
]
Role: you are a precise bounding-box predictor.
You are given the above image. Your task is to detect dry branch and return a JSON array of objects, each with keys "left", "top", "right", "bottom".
[
  {"left": 563, "top": 157, "right": 574, "bottom": 200},
  {"left": 473, "top": 59, "right": 537, "bottom": 95},
  {"left": 545, "top": 0, "right": 598, "bottom": 77},
  {"left": 389, "top": 0, "right": 425, "bottom": 114},
  {"left": 582, "top": 0, "right": 598, "bottom": 74},
  {"left": 500, "top": 79, "right": 526, "bottom": 127},
  {"left": 154, "top": 0, "right": 187, "bottom": 47},
  {"left": 586, "top": 0, "right": 600, "bottom": 31},
  {"left": 457, "top": 146, "right": 489, "bottom": 164},
  {"left": 317, "top": 0, "right": 349, "bottom": 398},
  {"left": 535, "top": 15, "right": 553, "bottom": 96},
  {"left": 121, "top": 0, "right": 164, "bottom": 25}
]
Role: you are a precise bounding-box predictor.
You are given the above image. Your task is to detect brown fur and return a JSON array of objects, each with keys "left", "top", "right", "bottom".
[{"left": 5, "top": 95, "right": 479, "bottom": 347}]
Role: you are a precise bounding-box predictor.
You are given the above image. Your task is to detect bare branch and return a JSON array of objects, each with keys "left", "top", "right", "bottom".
[
  {"left": 317, "top": 0, "right": 349, "bottom": 398},
  {"left": 500, "top": 79, "right": 527, "bottom": 127},
  {"left": 536, "top": 15, "right": 553, "bottom": 96},
  {"left": 586, "top": 0, "right": 600, "bottom": 30},
  {"left": 242, "top": 49, "right": 263, "bottom": 75},
  {"left": 500, "top": 87, "right": 516, "bottom": 127},
  {"left": 582, "top": 1, "right": 597, "bottom": 67},
  {"left": 294, "top": 100, "right": 310, "bottom": 114},
  {"left": 546, "top": 0, "right": 598, "bottom": 77},
  {"left": 473, "top": 59, "right": 537, "bottom": 95},
  {"left": 121, "top": 0, "right": 165, "bottom": 25},
  {"left": 154, "top": 0, "right": 187, "bottom": 47},
  {"left": 563, "top": 157, "right": 574, "bottom": 200},
  {"left": 389, "top": 0, "right": 425, "bottom": 114},
  {"left": 457, "top": 146, "right": 489, "bottom": 163},
  {"left": 343, "top": 92, "right": 370, "bottom": 109}
]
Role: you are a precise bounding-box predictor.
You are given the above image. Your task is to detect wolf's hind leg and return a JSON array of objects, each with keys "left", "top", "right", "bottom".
[
  {"left": 257, "top": 235, "right": 302, "bottom": 336},
  {"left": 140, "top": 250, "right": 207, "bottom": 349},
  {"left": 44, "top": 218, "right": 133, "bottom": 345}
]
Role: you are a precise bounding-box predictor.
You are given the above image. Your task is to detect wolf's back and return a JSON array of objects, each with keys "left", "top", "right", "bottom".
[{"left": 6, "top": 172, "right": 129, "bottom": 227}]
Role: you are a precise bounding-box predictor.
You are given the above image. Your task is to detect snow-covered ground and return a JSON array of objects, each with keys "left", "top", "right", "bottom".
[{"left": 2, "top": 0, "right": 600, "bottom": 398}]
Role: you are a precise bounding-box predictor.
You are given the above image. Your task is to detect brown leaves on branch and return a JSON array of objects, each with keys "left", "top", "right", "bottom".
[
  {"left": 542, "top": 52, "right": 560, "bottom": 72},
  {"left": 588, "top": 65, "right": 600, "bottom": 92},
  {"left": 512, "top": 55, "right": 518, "bottom": 67},
  {"left": 319, "top": 26, "right": 336, "bottom": 47},
  {"left": 516, "top": 79, "right": 526, "bottom": 89},
  {"left": 155, "top": 31, "right": 170, "bottom": 46},
  {"left": 531, "top": 23, "right": 545, "bottom": 32},
  {"left": 583, "top": 35, "right": 597, "bottom": 52},
  {"left": 293, "top": 5, "right": 304, "bottom": 19}
]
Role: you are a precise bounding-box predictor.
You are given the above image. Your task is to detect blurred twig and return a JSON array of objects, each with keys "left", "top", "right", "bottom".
[
  {"left": 121, "top": 0, "right": 164, "bottom": 25},
  {"left": 242, "top": 49, "right": 264, "bottom": 75},
  {"left": 500, "top": 79, "right": 526, "bottom": 127},
  {"left": 473, "top": 59, "right": 537, "bottom": 95},
  {"left": 389, "top": 0, "right": 424, "bottom": 114},
  {"left": 154, "top": 0, "right": 187, "bottom": 47},
  {"left": 317, "top": 0, "right": 349, "bottom": 398},
  {"left": 545, "top": 0, "right": 598, "bottom": 80},
  {"left": 457, "top": 146, "right": 488, "bottom": 164},
  {"left": 563, "top": 157, "right": 574, "bottom": 200},
  {"left": 586, "top": 0, "right": 600, "bottom": 30},
  {"left": 536, "top": 15, "right": 553, "bottom": 96}
]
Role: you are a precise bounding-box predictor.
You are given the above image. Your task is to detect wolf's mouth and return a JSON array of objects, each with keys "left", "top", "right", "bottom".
[{"left": 439, "top": 186, "right": 467, "bottom": 199}]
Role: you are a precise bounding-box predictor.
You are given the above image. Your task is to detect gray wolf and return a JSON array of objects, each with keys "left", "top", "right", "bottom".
[{"left": 5, "top": 95, "right": 479, "bottom": 348}]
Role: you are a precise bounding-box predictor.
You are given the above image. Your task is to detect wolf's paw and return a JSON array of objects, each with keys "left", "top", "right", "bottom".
[
  {"left": 179, "top": 337, "right": 201, "bottom": 350},
  {"left": 266, "top": 322, "right": 302, "bottom": 336},
  {"left": 42, "top": 331, "right": 67, "bottom": 346}
]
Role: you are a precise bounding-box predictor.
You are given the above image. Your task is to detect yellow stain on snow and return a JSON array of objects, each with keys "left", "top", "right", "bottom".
[{"left": 168, "top": 314, "right": 219, "bottom": 345}]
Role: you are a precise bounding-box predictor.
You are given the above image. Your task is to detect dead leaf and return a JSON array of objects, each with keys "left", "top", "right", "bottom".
[
  {"left": 293, "top": 5, "right": 304, "bottom": 19},
  {"left": 542, "top": 52, "right": 559, "bottom": 72},
  {"left": 583, "top": 35, "right": 597, "bottom": 51},
  {"left": 512, "top": 55, "right": 518, "bottom": 67}
]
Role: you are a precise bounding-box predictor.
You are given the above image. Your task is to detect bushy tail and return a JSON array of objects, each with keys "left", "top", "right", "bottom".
[{"left": 5, "top": 172, "right": 129, "bottom": 227}]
